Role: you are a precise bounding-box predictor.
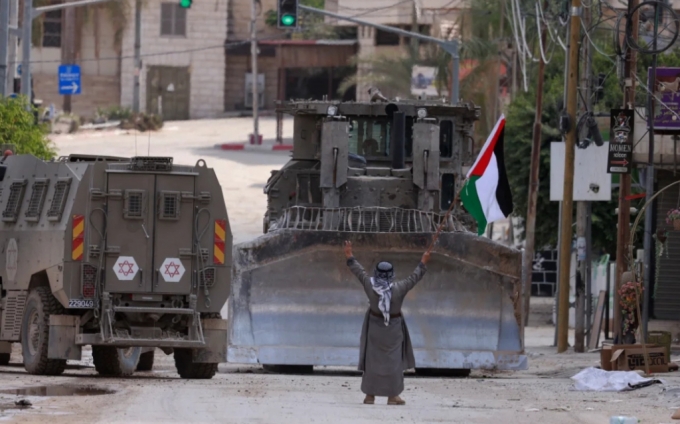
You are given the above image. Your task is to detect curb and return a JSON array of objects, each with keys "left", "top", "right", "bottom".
[{"left": 215, "top": 143, "right": 293, "bottom": 151}]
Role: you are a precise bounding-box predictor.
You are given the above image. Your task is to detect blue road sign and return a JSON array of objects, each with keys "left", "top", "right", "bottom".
[{"left": 58, "top": 64, "right": 81, "bottom": 95}]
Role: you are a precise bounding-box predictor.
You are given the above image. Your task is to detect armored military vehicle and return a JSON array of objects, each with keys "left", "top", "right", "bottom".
[
  {"left": 0, "top": 153, "right": 231, "bottom": 378},
  {"left": 228, "top": 98, "right": 525, "bottom": 374}
]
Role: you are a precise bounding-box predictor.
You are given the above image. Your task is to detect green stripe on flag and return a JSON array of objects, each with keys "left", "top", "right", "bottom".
[{"left": 461, "top": 176, "right": 488, "bottom": 235}]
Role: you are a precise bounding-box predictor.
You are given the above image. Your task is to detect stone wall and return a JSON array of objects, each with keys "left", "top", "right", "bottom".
[
  {"left": 224, "top": 55, "right": 279, "bottom": 112},
  {"left": 33, "top": 74, "right": 120, "bottom": 118},
  {"left": 120, "top": 0, "right": 228, "bottom": 119}
]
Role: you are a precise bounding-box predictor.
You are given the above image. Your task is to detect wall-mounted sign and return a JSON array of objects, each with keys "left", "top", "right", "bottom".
[{"left": 608, "top": 109, "right": 634, "bottom": 174}]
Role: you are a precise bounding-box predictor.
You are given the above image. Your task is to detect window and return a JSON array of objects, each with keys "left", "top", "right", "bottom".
[
  {"left": 124, "top": 190, "right": 145, "bottom": 219},
  {"left": 161, "top": 3, "right": 187, "bottom": 37},
  {"left": 440, "top": 174, "right": 456, "bottom": 211},
  {"left": 348, "top": 118, "right": 392, "bottom": 158},
  {"left": 42, "top": 9, "right": 62, "bottom": 47},
  {"left": 375, "top": 28, "right": 400, "bottom": 46},
  {"left": 440, "top": 120, "right": 454, "bottom": 158},
  {"left": 158, "top": 191, "right": 180, "bottom": 220},
  {"left": 347, "top": 118, "right": 415, "bottom": 159}
]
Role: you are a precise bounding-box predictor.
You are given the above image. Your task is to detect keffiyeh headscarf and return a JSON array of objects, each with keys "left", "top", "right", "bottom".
[{"left": 370, "top": 262, "right": 394, "bottom": 326}]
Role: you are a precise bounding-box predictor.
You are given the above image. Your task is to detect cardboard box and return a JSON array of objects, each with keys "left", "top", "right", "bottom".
[
  {"left": 601, "top": 344, "right": 614, "bottom": 371},
  {"left": 610, "top": 344, "right": 668, "bottom": 373}
]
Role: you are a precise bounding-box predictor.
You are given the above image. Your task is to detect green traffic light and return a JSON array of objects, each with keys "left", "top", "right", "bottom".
[
  {"left": 280, "top": 14, "right": 296, "bottom": 26},
  {"left": 179, "top": 0, "right": 192, "bottom": 8}
]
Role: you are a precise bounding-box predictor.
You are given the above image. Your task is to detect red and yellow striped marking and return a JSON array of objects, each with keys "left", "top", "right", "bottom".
[
  {"left": 214, "top": 219, "right": 226, "bottom": 265},
  {"left": 72, "top": 214, "right": 84, "bottom": 261}
]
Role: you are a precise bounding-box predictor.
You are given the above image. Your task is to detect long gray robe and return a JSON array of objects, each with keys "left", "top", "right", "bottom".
[{"left": 347, "top": 257, "right": 427, "bottom": 397}]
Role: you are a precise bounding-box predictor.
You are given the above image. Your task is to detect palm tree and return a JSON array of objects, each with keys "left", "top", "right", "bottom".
[{"left": 336, "top": 0, "right": 513, "bottom": 140}]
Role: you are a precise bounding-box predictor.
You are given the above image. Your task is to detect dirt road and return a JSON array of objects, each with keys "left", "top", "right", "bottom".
[{"left": 0, "top": 119, "right": 676, "bottom": 423}]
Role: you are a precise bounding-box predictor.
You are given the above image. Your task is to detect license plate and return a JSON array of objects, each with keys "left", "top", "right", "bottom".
[{"left": 68, "top": 299, "right": 94, "bottom": 309}]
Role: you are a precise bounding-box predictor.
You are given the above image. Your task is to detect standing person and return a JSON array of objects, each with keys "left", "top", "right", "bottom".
[{"left": 343, "top": 240, "right": 430, "bottom": 405}]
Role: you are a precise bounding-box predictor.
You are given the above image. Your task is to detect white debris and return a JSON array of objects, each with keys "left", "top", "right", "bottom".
[{"left": 571, "top": 367, "right": 663, "bottom": 392}]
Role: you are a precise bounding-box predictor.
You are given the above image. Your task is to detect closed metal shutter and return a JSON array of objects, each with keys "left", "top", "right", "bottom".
[{"left": 654, "top": 172, "right": 680, "bottom": 320}]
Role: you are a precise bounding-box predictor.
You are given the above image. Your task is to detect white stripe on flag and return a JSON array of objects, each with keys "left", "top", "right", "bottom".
[
  {"left": 466, "top": 114, "right": 505, "bottom": 179},
  {"left": 475, "top": 153, "right": 506, "bottom": 223}
]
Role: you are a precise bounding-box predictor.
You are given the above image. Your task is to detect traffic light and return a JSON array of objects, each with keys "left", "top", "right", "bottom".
[
  {"left": 179, "top": 0, "right": 192, "bottom": 8},
  {"left": 278, "top": 0, "right": 298, "bottom": 29}
]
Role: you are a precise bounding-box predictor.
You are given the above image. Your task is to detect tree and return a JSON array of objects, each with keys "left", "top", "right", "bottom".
[
  {"left": 504, "top": 43, "right": 651, "bottom": 258},
  {"left": 0, "top": 97, "right": 54, "bottom": 159}
]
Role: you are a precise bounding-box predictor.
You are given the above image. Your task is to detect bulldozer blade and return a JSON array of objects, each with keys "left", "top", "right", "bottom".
[{"left": 228, "top": 229, "right": 526, "bottom": 371}]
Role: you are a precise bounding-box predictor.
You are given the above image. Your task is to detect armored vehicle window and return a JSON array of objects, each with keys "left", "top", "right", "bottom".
[
  {"left": 441, "top": 174, "right": 456, "bottom": 210},
  {"left": 25, "top": 179, "right": 49, "bottom": 221},
  {"left": 348, "top": 118, "right": 391, "bottom": 158},
  {"left": 47, "top": 178, "right": 71, "bottom": 222},
  {"left": 159, "top": 191, "right": 181, "bottom": 220},
  {"left": 2, "top": 180, "right": 27, "bottom": 223},
  {"left": 124, "top": 190, "right": 145, "bottom": 219},
  {"left": 440, "top": 120, "right": 454, "bottom": 158}
]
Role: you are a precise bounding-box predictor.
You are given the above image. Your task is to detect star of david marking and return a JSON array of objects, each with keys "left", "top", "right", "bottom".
[
  {"left": 164, "top": 261, "right": 181, "bottom": 278},
  {"left": 118, "top": 260, "right": 135, "bottom": 276}
]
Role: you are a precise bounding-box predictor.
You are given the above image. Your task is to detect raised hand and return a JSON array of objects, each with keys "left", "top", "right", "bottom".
[
  {"left": 344, "top": 241, "right": 353, "bottom": 259},
  {"left": 421, "top": 250, "right": 431, "bottom": 265}
]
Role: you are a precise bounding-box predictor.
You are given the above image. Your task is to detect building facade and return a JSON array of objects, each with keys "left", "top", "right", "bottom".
[{"left": 119, "top": 0, "right": 228, "bottom": 119}]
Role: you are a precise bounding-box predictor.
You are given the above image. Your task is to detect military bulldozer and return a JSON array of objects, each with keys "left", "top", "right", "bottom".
[
  {"left": 0, "top": 153, "right": 231, "bottom": 378},
  {"left": 229, "top": 99, "right": 526, "bottom": 374}
]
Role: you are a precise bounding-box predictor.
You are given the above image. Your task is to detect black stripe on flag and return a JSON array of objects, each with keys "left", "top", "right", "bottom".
[{"left": 493, "top": 126, "right": 513, "bottom": 217}]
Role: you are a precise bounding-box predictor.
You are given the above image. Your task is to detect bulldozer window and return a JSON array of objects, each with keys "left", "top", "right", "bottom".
[
  {"left": 348, "top": 118, "right": 415, "bottom": 160},
  {"left": 440, "top": 120, "right": 454, "bottom": 158},
  {"left": 441, "top": 174, "right": 456, "bottom": 210}
]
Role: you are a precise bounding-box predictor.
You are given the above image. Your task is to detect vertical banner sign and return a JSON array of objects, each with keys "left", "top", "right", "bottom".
[
  {"left": 72, "top": 215, "right": 84, "bottom": 261},
  {"left": 607, "top": 109, "right": 634, "bottom": 174},
  {"left": 214, "top": 220, "right": 226, "bottom": 265}
]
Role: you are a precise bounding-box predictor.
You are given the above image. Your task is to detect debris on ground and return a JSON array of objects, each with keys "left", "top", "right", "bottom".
[
  {"left": 14, "top": 399, "right": 32, "bottom": 408},
  {"left": 571, "top": 367, "right": 663, "bottom": 392}
]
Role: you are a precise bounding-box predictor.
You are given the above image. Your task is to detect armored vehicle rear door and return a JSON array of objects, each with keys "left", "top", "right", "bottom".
[
  {"left": 105, "top": 173, "right": 155, "bottom": 293},
  {"left": 153, "top": 174, "right": 194, "bottom": 294}
]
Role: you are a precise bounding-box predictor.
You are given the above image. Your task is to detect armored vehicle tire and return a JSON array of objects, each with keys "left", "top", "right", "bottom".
[
  {"left": 21, "top": 287, "right": 67, "bottom": 376},
  {"left": 174, "top": 348, "right": 217, "bottom": 379},
  {"left": 136, "top": 350, "right": 155, "bottom": 371},
  {"left": 262, "top": 365, "right": 314, "bottom": 374},
  {"left": 93, "top": 346, "right": 142, "bottom": 377},
  {"left": 0, "top": 353, "right": 10, "bottom": 365},
  {"left": 415, "top": 368, "right": 471, "bottom": 378}
]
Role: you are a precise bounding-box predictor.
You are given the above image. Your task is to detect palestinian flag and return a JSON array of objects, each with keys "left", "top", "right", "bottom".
[{"left": 461, "top": 115, "right": 513, "bottom": 235}]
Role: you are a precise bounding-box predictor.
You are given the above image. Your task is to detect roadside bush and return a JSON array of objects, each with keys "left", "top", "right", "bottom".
[
  {"left": 96, "top": 105, "right": 133, "bottom": 122},
  {"left": 120, "top": 112, "right": 164, "bottom": 132},
  {"left": 0, "top": 96, "right": 55, "bottom": 159}
]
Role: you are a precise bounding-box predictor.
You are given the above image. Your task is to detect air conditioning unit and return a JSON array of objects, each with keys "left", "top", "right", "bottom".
[{"left": 244, "top": 73, "right": 264, "bottom": 109}]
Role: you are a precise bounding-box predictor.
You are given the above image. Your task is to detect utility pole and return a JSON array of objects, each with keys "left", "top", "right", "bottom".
[
  {"left": 493, "top": 0, "right": 505, "bottom": 121},
  {"left": 522, "top": 0, "right": 549, "bottom": 327},
  {"left": 21, "top": 0, "right": 32, "bottom": 102},
  {"left": 615, "top": 0, "right": 639, "bottom": 344},
  {"left": 132, "top": 0, "right": 141, "bottom": 113},
  {"left": 557, "top": 0, "right": 582, "bottom": 353},
  {"left": 7, "top": 0, "right": 17, "bottom": 96},
  {"left": 62, "top": 1, "right": 76, "bottom": 113},
  {"left": 642, "top": 4, "right": 661, "bottom": 341},
  {"left": 0, "top": 0, "right": 9, "bottom": 97},
  {"left": 575, "top": 0, "right": 594, "bottom": 354},
  {"left": 251, "top": 0, "right": 259, "bottom": 144}
]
